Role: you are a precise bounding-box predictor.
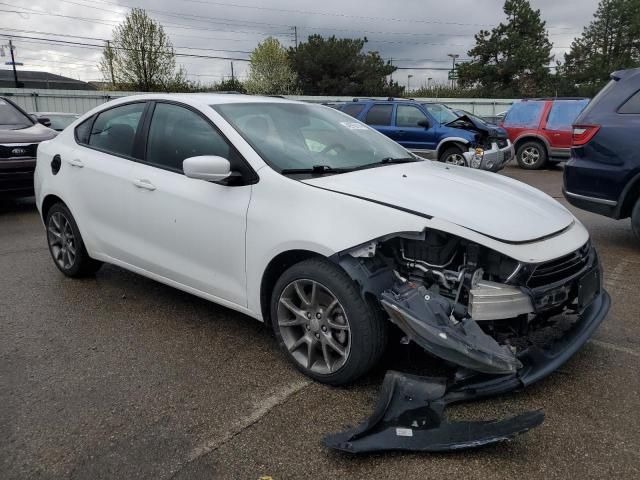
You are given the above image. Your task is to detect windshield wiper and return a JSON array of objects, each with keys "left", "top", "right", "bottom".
[
  {"left": 280, "top": 165, "right": 352, "bottom": 175},
  {"left": 350, "top": 156, "right": 421, "bottom": 171}
]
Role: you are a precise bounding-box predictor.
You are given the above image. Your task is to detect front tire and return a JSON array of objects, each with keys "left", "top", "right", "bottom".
[
  {"left": 439, "top": 146, "right": 467, "bottom": 166},
  {"left": 45, "top": 203, "right": 102, "bottom": 277},
  {"left": 516, "top": 141, "right": 547, "bottom": 169},
  {"left": 631, "top": 197, "right": 640, "bottom": 241},
  {"left": 271, "top": 258, "right": 387, "bottom": 386}
]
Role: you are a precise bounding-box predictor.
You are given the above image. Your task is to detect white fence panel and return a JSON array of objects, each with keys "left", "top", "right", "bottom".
[{"left": 0, "top": 88, "right": 517, "bottom": 117}]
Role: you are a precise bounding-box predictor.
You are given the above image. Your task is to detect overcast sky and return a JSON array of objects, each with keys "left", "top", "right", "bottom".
[{"left": 0, "top": 0, "right": 600, "bottom": 88}]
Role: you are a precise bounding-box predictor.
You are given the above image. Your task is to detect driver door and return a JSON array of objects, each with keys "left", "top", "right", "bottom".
[
  {"left": 394, "top": 104, "right": 433, "bottom": 151},
  {"left": 127, "top": 102, "right": 252, "bottom": 306}
]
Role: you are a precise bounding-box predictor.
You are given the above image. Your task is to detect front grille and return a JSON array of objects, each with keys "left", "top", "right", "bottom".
[
  {"left": 527, "top": 242, "right": 590, "bottom": 288},
  {"left": 0, "top": 144, "right": 38, "bottom": 159}
]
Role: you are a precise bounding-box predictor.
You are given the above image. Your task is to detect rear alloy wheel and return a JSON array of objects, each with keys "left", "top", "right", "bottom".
[
  {"left": 271, "top": 258, "right": 387, "bottom": 386},
  {"left": 46, "top": 203, "right": 102, "bottom": 277},
  {"left": 632, "top": 197, "right": 640, "bottom": 241},
  {"left": 516, "top": 141, "right": 547, "bottom": 170},
  {"left": 439, "top": 146, "right": 467, "bottom": 166}
]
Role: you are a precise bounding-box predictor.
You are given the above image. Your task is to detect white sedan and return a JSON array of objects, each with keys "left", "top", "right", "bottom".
[{"left": 34, "top": 94, "right": 609, "bottom": 386}]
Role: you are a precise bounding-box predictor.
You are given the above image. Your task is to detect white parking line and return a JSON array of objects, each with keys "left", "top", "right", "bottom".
[
  {"left": 187, "top": 379, "right": 311, "bottom": 462},
  {"left": 590, "top": 339, "right": 640, "bottom": 358}
]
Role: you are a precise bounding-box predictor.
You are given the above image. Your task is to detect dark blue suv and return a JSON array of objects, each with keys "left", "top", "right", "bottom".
[
  {"left": 563, "top": 68, "right": 640, "bottom": 239},
  {"left": 338, "top": 99, "right": 514, "bottom": 172}
]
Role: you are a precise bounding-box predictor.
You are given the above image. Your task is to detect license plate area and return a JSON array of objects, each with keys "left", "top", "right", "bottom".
[{"left": 578, "top": 268, "right": 600, "bottom": 309}]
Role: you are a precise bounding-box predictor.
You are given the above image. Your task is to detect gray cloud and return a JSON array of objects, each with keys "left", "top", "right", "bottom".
[{"left": 0, "top": 0, "right": 600, "bottom": 88}]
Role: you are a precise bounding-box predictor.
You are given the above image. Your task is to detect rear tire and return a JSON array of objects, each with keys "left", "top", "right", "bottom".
[
  {"left": 271, "top": 258, "right": 387, "bottom": 386},
  {"left": 631, "top": 198, "right": 640, "bottom": 241},
  {"left": 516, "top": 140, "right": 547, "bottom": 170},
  {"left": 45, "top": 203, "right": 102, "bottom": 277}
]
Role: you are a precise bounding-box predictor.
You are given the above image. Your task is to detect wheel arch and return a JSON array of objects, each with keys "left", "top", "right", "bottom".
[
  {"left": 617, "top": 171, "right": 640, "bottom": 219},
  {"left": 259, "top": 249, "right": 326, "bottom": 326},
  {"left": 436, "top": 137, "right": 469, "bottom": 158},
  {"left": 513, "top": 135, "right": 550, "bottom": 154},
  {"left": 41, "top": 194, "right": 66, "bottom": 222}
]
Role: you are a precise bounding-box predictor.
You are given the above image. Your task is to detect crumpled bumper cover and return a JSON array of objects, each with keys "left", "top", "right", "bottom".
[
  {"left": 323, "top": 371, "right": 544, "bottom": 453},
  {"left": 324, "top": 290, "right": 610, "bottom": 454}
]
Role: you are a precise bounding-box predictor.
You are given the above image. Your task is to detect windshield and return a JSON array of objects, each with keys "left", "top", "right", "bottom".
[
  {"left": 421, "top": 103, "right": 459, "bottom": 124},
  {"left": 0, "top": 98, "right": 33, "bottom": 130},
  {"left": 213, "top": 102, "right": 413, "bottom": 173}
]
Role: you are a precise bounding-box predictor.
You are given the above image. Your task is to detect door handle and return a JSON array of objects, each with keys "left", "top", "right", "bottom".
[
  {"left": 133, "top": 179, "right": 156, "bottom": 191},
  {"left": 67, "top": 158, "right": 84, "bottom": 168}
]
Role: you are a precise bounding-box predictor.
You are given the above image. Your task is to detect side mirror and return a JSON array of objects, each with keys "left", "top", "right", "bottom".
[
  {"left": 417, "top": 119, "right": 430, "bottom": 129},
  {"left": 183, "top": 155, "right": 232, "bottom": 182},
  {"left": 34, "top": 116, "right": 52, "bottom": 128}
]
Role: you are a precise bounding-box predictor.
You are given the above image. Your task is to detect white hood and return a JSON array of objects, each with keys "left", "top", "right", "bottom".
[{"left": 302, "top": 161, "right": 574, "bottom": 243}]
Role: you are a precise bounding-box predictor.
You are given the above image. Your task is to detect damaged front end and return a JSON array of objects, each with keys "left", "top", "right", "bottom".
[
  {"left": 448, "top": 115, "right": 514, "bottom": 171},
  {"left": 329, "top": 229, "right": 610, "bottom": 452}
]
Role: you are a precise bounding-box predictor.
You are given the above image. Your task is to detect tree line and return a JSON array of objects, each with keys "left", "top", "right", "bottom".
[{"left": 100, "top": 0, "right": 640, "bottom": 98}]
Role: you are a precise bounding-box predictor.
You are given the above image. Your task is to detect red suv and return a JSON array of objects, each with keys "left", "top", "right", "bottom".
[{"left": 502, "top": 98, "right": 589, "bottom": 169}]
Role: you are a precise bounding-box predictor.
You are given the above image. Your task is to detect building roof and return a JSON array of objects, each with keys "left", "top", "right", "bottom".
[{"left": 0, "top": 70, "right": 97, "bottom": 90}]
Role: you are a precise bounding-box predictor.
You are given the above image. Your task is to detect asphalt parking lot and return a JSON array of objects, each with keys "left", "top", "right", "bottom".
[{"left": 2, "top": 164, "right": 639, "bottom": 479}]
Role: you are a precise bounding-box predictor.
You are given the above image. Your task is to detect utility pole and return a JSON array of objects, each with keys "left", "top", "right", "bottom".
[
  {"left": 407, "top": 74, "right": 413, "bottom": 93},
  {"left": 8, "top": 40, "right": 19, "bottom": 88},
  {"left": 230, "top": 61, "right": 235, "bottom": 81},
  {"left": 389, "top": 58, "right": 393, "bottom": 83},
  {"left": 292, "top": 26, "right": 298, "bottom": 49},
  {"left": 106, "top": 40, "right": 115, "bottom": 87}
]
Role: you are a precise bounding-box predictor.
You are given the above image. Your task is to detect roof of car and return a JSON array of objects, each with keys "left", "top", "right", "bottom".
[
  {"left": 105, "top": 93, "right": 303, "bottom": 106},
  {"left": 31, "top": 112, "right": 79, "bottom": 116}
]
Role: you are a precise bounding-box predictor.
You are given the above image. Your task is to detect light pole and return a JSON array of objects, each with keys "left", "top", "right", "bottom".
[
  {"left": 407, "top": 74, "right": 413, "bottom": 93},
  {"left": 0, "top": 40, "right": 21, "bottom": 88},
  {"left": 427, "top": 77, "right": 433, "bottom": 90},
  {"left": 447, "top": 53, "right": 459, "bottom": 89}
]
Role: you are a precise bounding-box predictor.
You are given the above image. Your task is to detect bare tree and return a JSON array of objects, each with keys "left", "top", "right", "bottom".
[{"left": 100, "top": 8, "right": 189, "bottom": 91}]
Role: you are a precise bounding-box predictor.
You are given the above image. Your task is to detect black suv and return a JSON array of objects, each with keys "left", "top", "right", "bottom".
[
  {"left": 563, "top": 69, "right": 640, "bottom": 239},
  {"left": 0, "top": 96, "right": 57, "bottom": 196}
]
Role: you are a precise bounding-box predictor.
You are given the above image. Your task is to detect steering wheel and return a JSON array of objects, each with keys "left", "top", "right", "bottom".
[{"left": 319, "top": 143, "right": 346, "bottom": 155}]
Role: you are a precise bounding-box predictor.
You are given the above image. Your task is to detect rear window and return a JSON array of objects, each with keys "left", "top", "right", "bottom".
[
  {"left": 579, "top": 80, "right": 616, "bottom": 119},
  {"left": 365, "top": 104, "right": 393, "bottom": 125},
  {"left": 341, "top": 103, "right": 366, "bottom": 118},
  {"left": 503, "top": 101, "right": 545, "bottom": 128},
  {"left": 618, "top": 90, "right": 640, "bottom": 114},
  {"left": 546, "top": 100, "right": 588, "bottom": 130},
  {"left": 0, "top": 98, "right": 33, "bottom": 129}
]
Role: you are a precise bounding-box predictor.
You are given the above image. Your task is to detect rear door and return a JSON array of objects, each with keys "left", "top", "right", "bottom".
[
  {"left": 363, "top": 104, "right": 396, "bottom": 140},
  {"left": 393, "top": 104, "right": 432, "bottom": 151},
  {"left": 543, "top": 99, "right": 589, "bottom": 153},
  {"left": 66, "top": 101, "right": 147, "bottom": 261}
]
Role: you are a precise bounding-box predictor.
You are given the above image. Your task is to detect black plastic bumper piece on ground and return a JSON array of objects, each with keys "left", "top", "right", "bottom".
[{"left": 323, "top": 371, "right": 544, "bottom": 453}]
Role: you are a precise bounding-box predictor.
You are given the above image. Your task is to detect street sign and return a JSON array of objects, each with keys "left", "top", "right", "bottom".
[
  {"left": 5, "top": 61, "right": 23, "bottom": 66},
  {"left": 448, "top": 70, "right": 459, "bottom": 80}
]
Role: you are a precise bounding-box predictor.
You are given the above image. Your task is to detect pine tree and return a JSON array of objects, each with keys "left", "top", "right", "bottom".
[
  {"left": 457, "top": 0, "right": 553, "bottom": 96},
  {"left": 559, "top": 0, "right": 640, "bottom": 96}
]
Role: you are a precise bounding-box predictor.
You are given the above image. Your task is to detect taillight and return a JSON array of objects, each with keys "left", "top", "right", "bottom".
[{"left": 572, "top": 124, "right": 600, "bottom": 146}]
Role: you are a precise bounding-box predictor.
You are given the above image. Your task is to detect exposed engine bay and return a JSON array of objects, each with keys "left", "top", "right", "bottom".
[{"left": 326, "top": 228, "right": 608, "bottom": 453}]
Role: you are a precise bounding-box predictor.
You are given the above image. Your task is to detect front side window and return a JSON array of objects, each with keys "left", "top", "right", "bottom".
[
  {"left": 396, "top": 105, "right": 428, "bottom": 127},
  {"left": 503, "top": 101, "right": 545, "bottom": 128},
  {"left": 546, "top": 100, "right": 589, "bottom": 130},
  {"left": 365, "top": 104, "right": 393, "bottom": 125},
  {"left": 146, "top": 103, "right": 232, "bottom": 173},
  {"left": 88, "top": 103, "right": 146, "bottom": 158},
  {"left": 213, "top": 102, "right": 412, "bottom": 173}
]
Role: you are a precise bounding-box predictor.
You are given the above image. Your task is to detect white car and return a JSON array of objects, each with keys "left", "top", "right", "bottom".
[{"left": 34, "top": 94, "right": 609, "bottom": 386}]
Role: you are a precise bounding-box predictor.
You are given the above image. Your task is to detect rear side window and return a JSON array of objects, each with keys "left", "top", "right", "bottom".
[
  {"left": 365, "top": 104, "right": 393, "bottom": 125},
  {"left": 546, "top": 100, "right": 589, "bottom": 130},
  {"left": 88, "top": 103, "right": 146, "bottom": 158},
  {"left": 619, "top": 90, "right": 640, "bottom": 114},
  {"left": 396, "top": 105, "right": 428, "bottom": 127},
  {"left": 146, "top": 103, "right": 232, "bottom": 173},
  {"left": 503, "top": 102, "right": 545, "bottom": 128},
  {"left": 341, "top": 104, "right": 366, "bottom": 118}
]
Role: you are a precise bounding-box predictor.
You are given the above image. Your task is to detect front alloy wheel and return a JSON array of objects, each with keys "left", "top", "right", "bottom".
[
  {"left": 277, "top": 279, "right": 351, "bottom": 375},
  {"left": 271, "top": 258, "right": 387, "bottom": 386}
]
